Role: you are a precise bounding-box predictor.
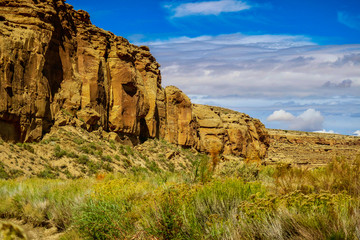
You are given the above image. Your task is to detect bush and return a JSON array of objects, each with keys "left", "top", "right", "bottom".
[
  {"left": 76, "top": 199, "right": 133, "bottom": 239},
  {"left": 37, "top": 166, "right": 59, "bottom": 179},
  {"left": 76, "top": 179, "right": 153, "bottom": 239},
  {"left": 1, "top": 154, "right": 360, "bottom": 239},
  {"left": 54, "top": 145, "right": 67, "bottom": 158},
  {"left": 0, "top": 179, "right": 92, "bottom": 229},
  {"left": 76, "top": 155, "right": 90, "bottom": 165},
  {"left": 192, "top": 154, "right": 212, "bottom": 184},
  {"left": 143, "top": 184, "right": 193, "bottom": 240}
]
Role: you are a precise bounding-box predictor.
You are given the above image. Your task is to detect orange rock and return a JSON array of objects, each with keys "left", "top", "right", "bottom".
[{"left": 0, "top": 0, "right": 270, "bottom": 160}]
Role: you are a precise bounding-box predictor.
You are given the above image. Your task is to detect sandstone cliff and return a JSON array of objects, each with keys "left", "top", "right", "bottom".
[{"left": 0, "top": 0, "right": 269, "bottom": 159}]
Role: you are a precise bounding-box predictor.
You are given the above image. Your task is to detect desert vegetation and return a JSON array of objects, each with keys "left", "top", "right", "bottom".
[{"left": 1, "top": 151, "right": 359, "bottom": 239}]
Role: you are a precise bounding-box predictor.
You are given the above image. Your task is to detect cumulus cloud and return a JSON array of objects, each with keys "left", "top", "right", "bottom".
[
  {"left": 354, "top": 130, "right": 360, "bottom": 136},
  {"left": 338, "top": 11, "right": 360, "bottom": 31},
  {"left": 165, "top": 0, "right": 251, "bottom": 18},
  {"left": 267, "top": 109, "right": 295, "bottom": 121},
  {"left": 267, "top": 109, "right": 324, "bottom": 131},
  {"left": 290, "top": 109, "right": 324, "bottom": 131}
]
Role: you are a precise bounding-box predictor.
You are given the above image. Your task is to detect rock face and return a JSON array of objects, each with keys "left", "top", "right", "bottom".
[
  {"left": 192, "top": 104, "right": 269, "bottom": 160},
  {"left": 0, "top": 0, "right": 269, "bottom": 159}
]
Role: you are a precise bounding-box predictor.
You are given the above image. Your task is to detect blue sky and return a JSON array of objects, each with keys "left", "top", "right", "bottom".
[{"left": 67, "top": 0, "right": 360, "bottom": 135}]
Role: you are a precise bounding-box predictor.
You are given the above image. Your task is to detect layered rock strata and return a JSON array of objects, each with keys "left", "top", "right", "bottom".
[
  {"left": 0, "top": 0, "right": 269, "bottom": 159},
  {"left": 266, "top": 129, "right": 360, "bottom": 166}
]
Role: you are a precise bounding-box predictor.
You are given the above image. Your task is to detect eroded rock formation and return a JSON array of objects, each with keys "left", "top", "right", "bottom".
[
  {"left": 0, "top": 0, "right": 269, "bottom": 159},
  {"left": 192, "top": 104, "right": 269, "bottom": 160}
]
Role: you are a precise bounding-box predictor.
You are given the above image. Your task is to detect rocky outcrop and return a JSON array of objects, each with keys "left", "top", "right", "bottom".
[
  {"left": 192, "top": 104, "right": 269, "bottom": 160},
  {"left": 0, "top": 0, "right": 269, "bottom": 159},
  {"left": 164, "top": 86, "right": 197, "bottom": 147},
  {"left": 0, "top": 0, "right": 161, "bottom": 144}
]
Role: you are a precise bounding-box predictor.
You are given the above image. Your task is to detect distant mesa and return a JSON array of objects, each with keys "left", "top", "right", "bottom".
[{"left": 0, "top": 0, "right": 269, "bottom": 160}]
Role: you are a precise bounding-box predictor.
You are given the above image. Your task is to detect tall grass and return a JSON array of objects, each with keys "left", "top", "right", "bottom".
[
  {"left": 0, "top": 155, "right": 359, "bottom": 239},
  {"left": 0, "top": 179, "right": 92, "bottom": 229}
]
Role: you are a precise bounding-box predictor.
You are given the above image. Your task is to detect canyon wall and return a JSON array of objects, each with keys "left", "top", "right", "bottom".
[{"left": 0, "top": 0, "right": 269, "bottom": 159}]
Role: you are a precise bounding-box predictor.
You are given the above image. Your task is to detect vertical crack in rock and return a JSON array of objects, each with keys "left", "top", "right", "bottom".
[{"left": 42, "top": 36, "right": 64, "bottom": 99}]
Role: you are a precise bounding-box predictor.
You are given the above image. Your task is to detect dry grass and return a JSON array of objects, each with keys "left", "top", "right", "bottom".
[
  {"left": 1, "top": 126, "right": 360, "bottom": 239},
  {"left": 0, "top": 154, "right": 359, "bottom": 239}
]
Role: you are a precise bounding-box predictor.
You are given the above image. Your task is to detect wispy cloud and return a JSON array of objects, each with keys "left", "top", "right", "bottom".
[
  {"left": 142, "top": 33, "right": 360, "bottom": 98},
  {"left": 338, "top": 11, "right": 360, "bottom": 31},
  {"left": 267, "top": 109, "right": 324, "bottom": 132},
  {"left": 139, "top": 33, "right": 360, "bottom": 134},
  {"left": 354, "top": 130, "right": 360, "bottom": 136},
  {"left": 165, "top": 0, "right": 251, "bottom": 18}
]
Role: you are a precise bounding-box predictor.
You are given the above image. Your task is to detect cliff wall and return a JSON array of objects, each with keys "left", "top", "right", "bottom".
[{"left": 0, "top": 0, "right": 269, "bottom": 159}]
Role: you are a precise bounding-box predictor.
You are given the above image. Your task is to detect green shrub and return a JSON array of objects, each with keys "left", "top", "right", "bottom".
[
  {"left": 76, "top": 155, "right": 90, "bottom": 165},
  {"left": 54, "top": 145, "right": 67, "bottom": 158},
  {"left": 66, "top": 151, "right": 79, "bottom": 159},
  {"left": 9, "top": 169, "right": 24, "bottom": 178},
  {"left": 0, "top": 178, "right": 93, "bottom": 230},
  {"left": 102, "top": 163, "right": 113, "bottom": 172},
  {"left": 125, "top": 145, "right": 134, "bottom": 156},
  {"left": 123, "top": 158, "right": 132, "bottom": 169},
  {"left": 16, "top": 143, "right": 35, "bottom": 153},
  {"left": 0, "top": 162, "right": 10, "bottom": 180},
  {"left": 78, "top": 145, "right": 91, "bottom": 154},
  {"left": 73, "top": 138, "right": 85, "bottom": 145},
  {"left": 146, "top": 161, "right": 161, "bottom": 173},
  {"left": 76, "top": 199, "right": 133, "bottom": 239},
  {"left": 215, "top": 160, "right": 260, "bottom": 182},
  {"left": 192, "top": 154, "right": 212, "bottom": 184},
  {"left": 37, "top": 166, "right": 59, "bottom": 179},
  {"left": 88, "top": 142, "right": 98, "bottom": 151},
  {"left": 143, "top": 184, "right": 193, "bottom": 239},
  {"left": 109, "top": 141, "right": 116, "bottom": 150},
  {"left": 101, "top": 155, "right": 112, "bottom": 163},
  {"left": 76, "top": 179, "right": 153, "bottom": 239}
]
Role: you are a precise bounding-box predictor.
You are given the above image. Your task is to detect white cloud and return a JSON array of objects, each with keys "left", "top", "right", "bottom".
[
  {"left": 267, "top": 109, "right": 324, "bottom": 132},
  {"left": 166, "top": 0, "right": 251, "bottom": 18},
  {"left": 267, "top": 109, "right": 295, "bottom": 121},
  {"left": 354, "top": 130, "right": 360, "bottom": 136},
  {"left": 290, "top": 109, "right": 324, "bottom": 131},
  {"left": 137, "top": 33, "right": 360, "bottom": 134},
  {"left": 338, "top": 11, "right": 360, "bottom": 31},
  {"left": 141, "top": 33, "right": 360, "bottom": 98},
  {"left": 185, "top": 94, "right": 360, "bottom": 135},
  {"left": 314, "top": 129, "right": 337, "bottom": 134}
]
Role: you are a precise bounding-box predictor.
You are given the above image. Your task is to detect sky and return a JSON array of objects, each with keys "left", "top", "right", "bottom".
[{"left": 67, "top": 0, "right": 360, "bottom": 136}]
